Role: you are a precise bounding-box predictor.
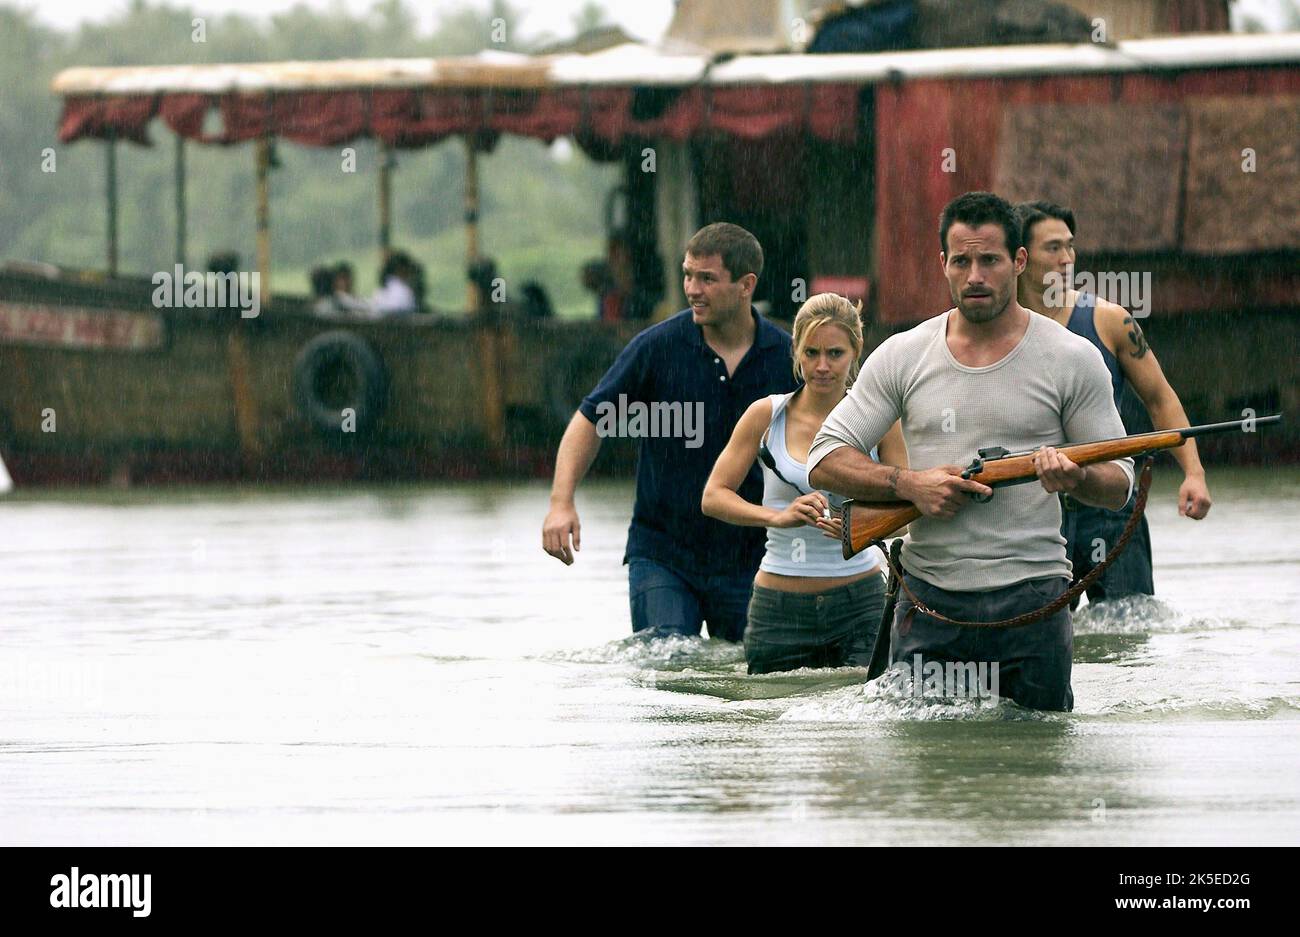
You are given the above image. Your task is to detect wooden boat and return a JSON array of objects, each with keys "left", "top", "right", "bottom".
[
  {"left": 0, "top": 262, "right": 638, "bottom": 483},
  {"left": 3, "top": 33, "right": 1298, "bottom": 484}
]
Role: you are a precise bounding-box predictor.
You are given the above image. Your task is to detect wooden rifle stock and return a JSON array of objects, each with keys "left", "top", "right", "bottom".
[
  {"left": 840, "top": 415, "right": 1281, "bottom": 560},
  {"left": 840, "top": 501, "right": 919, "bottom": 559}
]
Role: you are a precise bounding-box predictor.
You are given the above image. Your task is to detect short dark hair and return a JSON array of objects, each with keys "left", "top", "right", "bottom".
[
  {"left": 1015, "top": 200, "right": 1077, "bottom": 249},
  {"left": 938, "top": 191, "right": 1022, "bottom": 256},
  {"left": 685, "top": 222, "right": 763, "bottom": 282},
  {"left": 309, "top": 266, "right": 334, "bottom": 298},
  {"left": 467, "top": 257, "right": 498, "bottom": 294},
  {"left": 381, "top": 250, "right": 415, "bottom": 283},
  {"left": 206, "top": 251, "right": 240, "bottom": 275}
]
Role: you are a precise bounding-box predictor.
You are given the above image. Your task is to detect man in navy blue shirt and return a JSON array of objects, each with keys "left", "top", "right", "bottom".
[{"left": 542, "top": 223, "right": 799, "bottom": 640}]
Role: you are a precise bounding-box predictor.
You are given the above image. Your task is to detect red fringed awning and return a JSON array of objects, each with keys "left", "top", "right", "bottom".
[
  {"left": 57, "top": 84, "right": 861, "bottom": 147},
  {"left": 58, "top": 94, "right": 156, "bottom": 145}
]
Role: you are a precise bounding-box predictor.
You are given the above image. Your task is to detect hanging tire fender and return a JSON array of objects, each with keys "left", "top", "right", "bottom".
[{"left": 291, "top": 330, "right": 388, "bottom": 436}]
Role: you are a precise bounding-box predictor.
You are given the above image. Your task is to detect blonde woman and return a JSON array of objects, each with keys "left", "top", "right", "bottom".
[{"left": 703, "top": 294, "right": 907, "bottom": 674}]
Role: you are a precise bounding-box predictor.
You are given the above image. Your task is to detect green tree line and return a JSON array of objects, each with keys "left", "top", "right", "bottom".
[{"left": 0, "top": 0, "right": 621, "bottom": 316}]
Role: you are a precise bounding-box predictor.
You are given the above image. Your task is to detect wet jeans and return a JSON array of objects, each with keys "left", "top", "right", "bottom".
[
  {"left": 1060, "top": 494, "right": 1154, "bottom": 603},
  {"left": 745, "top": 575, "right": 886, "bottom": 675},
  {"left": 891, "top": 573, "right": 1074, "bottom": 712},
  {"left": 628, "top": 557, "right": 754, "bottom": 642}
]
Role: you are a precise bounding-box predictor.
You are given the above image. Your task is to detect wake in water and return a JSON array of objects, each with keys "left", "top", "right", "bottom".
[
  {"left": 548, "top": 631, "right": 745, "bottom": 669},
  {"left": 1071, "top": 594, "right": 1275, "bottom": 665},
  {"left": 1082, "top": 695, "right": 1300, "bottom": 720},
  {"left": 1072, "top": 593, "right": 1237, "bottom": 635},
  {"left": 549, "top": 632, "right": 871, "bottom": 701},
  {"left": 551, "top": 592, "right": 1300, "bottom": 723},
  {"left": 778, "top": 661, "right": 1051, "bottom": 723},
  {"left": 551, "top": 632, "right": 1049, "bottom": 714}
]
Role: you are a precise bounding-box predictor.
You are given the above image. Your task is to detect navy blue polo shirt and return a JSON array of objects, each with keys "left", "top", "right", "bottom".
[{"left": 579, "top": 308, "right": 799, "bottom": 578}]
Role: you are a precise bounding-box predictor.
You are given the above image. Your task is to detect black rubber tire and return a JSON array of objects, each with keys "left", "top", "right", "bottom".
[{"left": 292, "top": 330, "right": 387, "bottom": 437}]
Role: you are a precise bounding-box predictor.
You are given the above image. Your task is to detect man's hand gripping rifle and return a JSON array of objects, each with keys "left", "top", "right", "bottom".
[{"left": 840, "top": 415, "right": 1282, "bottom": 560}]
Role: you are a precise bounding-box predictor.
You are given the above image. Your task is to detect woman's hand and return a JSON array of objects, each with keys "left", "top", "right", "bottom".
[
  {"left": 813, "top": 509, "right": 842, "bottom": 541},
  {"left": 770, "top": 492, "right": 831, "bottom": 528}
]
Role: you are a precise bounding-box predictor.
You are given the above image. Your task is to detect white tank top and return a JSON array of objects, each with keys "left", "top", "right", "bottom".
[{"left": 758, "top": 392, "right": 881, "bottom": 577}]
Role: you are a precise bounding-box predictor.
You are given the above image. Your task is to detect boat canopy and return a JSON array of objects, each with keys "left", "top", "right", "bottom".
[{"left": 53, "top": 33, "right": 1300, "bottom": 148}]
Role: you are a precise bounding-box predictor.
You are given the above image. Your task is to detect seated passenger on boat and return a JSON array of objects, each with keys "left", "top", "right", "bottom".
[
  {"left": 703, "top": 293, "right": 908, "bottom": 674},
  {"left": 371, "top": 251, "right": 423, "bottom": 315},
  {"left": 331, "top": 262, "right": 372, "bottom": 316},
  {"left": 467, "top": 257, "right": 503, "bottom": 319},
  {"left": 310, "top": 265, "right": 339, "bottom": 317},
  {"left": 311, "top": 261, "right": 374, "bottom": 318}
]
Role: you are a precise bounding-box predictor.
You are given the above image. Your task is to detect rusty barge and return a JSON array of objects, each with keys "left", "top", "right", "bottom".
[{"left": 2, "top": 28, "right": 1298, "bottom": 485}]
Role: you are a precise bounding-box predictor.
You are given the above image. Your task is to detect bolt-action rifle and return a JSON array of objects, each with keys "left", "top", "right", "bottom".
[{"left": 841, "top": 415, "right": 1282, "bottom": 560}]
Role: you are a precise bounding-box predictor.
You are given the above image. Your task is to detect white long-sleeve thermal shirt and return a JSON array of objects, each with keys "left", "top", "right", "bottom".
[{"left": 807, "top": 310, "right": 1135, "bottom": 592}]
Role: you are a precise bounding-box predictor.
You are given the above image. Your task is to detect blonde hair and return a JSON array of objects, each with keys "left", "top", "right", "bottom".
[{"left": 790, "top": 293, "right": 865, "bottom": 385}]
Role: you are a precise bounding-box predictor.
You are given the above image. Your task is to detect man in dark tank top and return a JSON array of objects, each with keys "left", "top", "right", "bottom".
[{"left": 1015, "top": 201, "right": 1213, "bottom": 605}]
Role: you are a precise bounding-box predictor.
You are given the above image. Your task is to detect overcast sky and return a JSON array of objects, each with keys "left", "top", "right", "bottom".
[
  {"left": 7, "top": 0, "right": 1293, "bottom": 40},
  {"left": 12, "top": 0, "right": 678, "bottom": 42}
]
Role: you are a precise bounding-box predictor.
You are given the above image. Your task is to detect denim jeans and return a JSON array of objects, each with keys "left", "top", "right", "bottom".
[
  {"left": 891, "top": 573, "right": 1074, "bottom": 712},
  {"left": 1060, "top": 493, "right": 1154, "bottom": 603},
  {"left": 628, "top": 557, "right": 754, "bottom": 642},
  {"left": 745, "top": 575, "right": 886, "bottom": 675}
]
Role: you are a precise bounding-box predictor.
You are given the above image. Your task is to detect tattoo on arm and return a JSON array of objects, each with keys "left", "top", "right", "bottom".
[
  {"left": 1123, "top": 316, "right": 1149, "bottom": 359},
  {"left": 888, "top": 466, "right": 901, "bottom": 499}
]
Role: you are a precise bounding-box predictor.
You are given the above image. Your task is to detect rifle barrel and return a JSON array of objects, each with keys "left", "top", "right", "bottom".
[
  {"left": 1180, "top": 414, "right": 1281, "bottom": 439},
  {"left": 983, "top": 414, "right": 1282, "bottom": 462}
]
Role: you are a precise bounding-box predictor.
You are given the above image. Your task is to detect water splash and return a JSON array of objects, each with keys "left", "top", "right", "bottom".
[
  {"left": 1072, "top": 594, "right": 1235, "bottom": 635},
  {"left": 779, "top": 663, "right": 1049, "bottom": 723},
  {"left": 550, "top": 633, "right": 869, "bottom": 701},
  {"left": 547, "top": 631, "right": 745, "bottom": 669},
  {"left": 1081, "top": 694, "right": 1300, "bottom": 721},
  {"left": 649, "top": 666, "right": 868, "bottom": 701}
]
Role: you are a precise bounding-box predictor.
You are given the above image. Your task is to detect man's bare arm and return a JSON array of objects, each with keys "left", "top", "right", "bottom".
[
  {"left": 542, "top": 412, "right": 602, "bottom": 564},
  {"left": 549, "top": 412, "right": 601, "bottom": 503},
  {"left": 1033, "top": 446, "right": 1130, "bottom": 510},
  {"left": 810, "top": 446, "right": 992, "bottom": 519},
  {"left": 1099, "top": 301, "right": 1211, "bottom": 518},
  {"left": 808, "top": 446, "right": 900, "bottom": 500},
  {"left": 1074, "top": 462, "right": 1131, "bottom": 510}
]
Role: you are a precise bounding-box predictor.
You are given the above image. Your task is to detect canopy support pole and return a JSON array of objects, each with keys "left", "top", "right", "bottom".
[
  {"left": 464, "top": 135, "right": 480, "bottom": 300},
  {"left": 105, "top": 134, "right": 118, "bottom": 276},
  {"left": 225, "top": 136, "right": 270, "bottom": 472},
  {"left": 464, "top": 135, "right": 505, "bottom": 452},
  {"left": 255, "top": 137, "right": 272, "bottom": 294},
  {"left": 378, "top": 142, "right": 393, "bottom": 260},
  {"left": 174, "top": 135, "right": 187, "bottom": 268}
]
